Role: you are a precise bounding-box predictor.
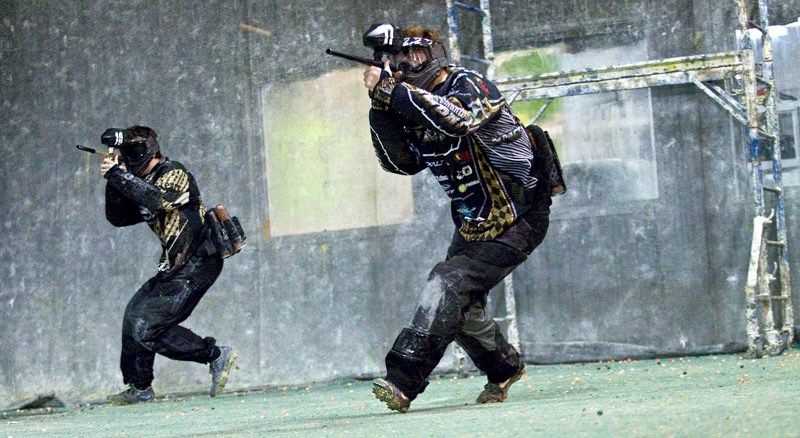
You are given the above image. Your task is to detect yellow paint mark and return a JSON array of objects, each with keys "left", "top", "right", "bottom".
[{"left": 262, "top": 219, "right": 271, "bottom": 239}]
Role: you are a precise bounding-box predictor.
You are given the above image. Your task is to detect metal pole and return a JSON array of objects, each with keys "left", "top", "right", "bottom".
[
  {"left": 445, "top": 0, "right": 461, "bottom": 65},
  {"left": 479, "top": 0, "right": 496, "bottom": 79},
  {"left": 758, "top": 0, "right": 794, "bottom": 346},
  {"left": 745, "top": 215, "right": 768, "bottom": 356},
  {"left": 736, "top": 0, "right": 764, "bottom": 220}
]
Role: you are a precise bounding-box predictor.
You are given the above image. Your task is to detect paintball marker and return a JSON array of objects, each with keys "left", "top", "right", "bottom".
[
  {"left": 325, "top": 23, "right": 403, "bottom": 73},
  {"left": 325, "top": 48, "right": 390, "bottom": 70},
  {"left": 76, "top": 144, "right": 115, "bottom": 158}
]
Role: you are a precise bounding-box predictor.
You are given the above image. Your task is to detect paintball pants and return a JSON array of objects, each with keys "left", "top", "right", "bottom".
[
  {"left": 120, "top": 253, "right": 223, "bottom": 389},
  {"left": 385, "top": 204, "right": 550, "bottom": 399}
]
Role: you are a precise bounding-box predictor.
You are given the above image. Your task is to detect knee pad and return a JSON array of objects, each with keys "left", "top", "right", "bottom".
[{"left": 130, "top": 318, "right": 157, "bottom": 350}]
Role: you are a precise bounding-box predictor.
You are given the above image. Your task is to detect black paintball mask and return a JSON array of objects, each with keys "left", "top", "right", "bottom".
[
  {"left": 390, "top": 37, "right": 448, "bottom": 89},
  {"left": 119, "top": 135, "right": 159, "bottom": 176}
]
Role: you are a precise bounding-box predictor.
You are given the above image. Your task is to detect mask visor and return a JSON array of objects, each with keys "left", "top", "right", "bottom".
[{"left": 119, "top": 140, "right": 150, "bottom": 164}]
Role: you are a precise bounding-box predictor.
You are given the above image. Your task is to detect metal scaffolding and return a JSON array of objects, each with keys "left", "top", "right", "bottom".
[{"left": 445, "top": 0, "right": 794, "bottom": 360}]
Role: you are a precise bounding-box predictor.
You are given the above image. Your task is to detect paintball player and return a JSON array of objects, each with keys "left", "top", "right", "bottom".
[
  {"left": 99, "top": 125, "right": 238, "bottom": 404},
  {"left": 362, "top": 24, "right": 553, "bottom": 412}
]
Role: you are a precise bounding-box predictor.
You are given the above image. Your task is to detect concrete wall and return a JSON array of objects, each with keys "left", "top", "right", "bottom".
[{"left": 1, "top": 0, "right": 799, "bottom": 405}]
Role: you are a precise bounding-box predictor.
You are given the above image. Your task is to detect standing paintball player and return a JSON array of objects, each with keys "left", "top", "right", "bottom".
[
  {"left": 361, "top": 24, "right": 558, "bottom": 412},
  {"left": 99, "top": 125, "right": 238, "bottom": 404}
]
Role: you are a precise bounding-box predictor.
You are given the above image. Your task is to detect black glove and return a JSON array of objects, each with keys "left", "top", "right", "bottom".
[{"left": 101, "top": 128, "right": 125, "bottom": 147}]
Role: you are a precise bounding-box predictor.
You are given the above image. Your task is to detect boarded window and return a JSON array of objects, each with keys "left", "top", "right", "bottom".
[{"left": 261, "top": 69, "right": 414, "bottom": 237}]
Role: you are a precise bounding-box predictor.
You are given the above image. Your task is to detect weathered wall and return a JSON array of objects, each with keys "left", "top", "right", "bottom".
[{"left": 1, "top": 0, "right": 799, "bottom": 405}]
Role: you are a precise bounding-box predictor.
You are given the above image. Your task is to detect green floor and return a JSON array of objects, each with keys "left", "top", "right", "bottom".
[{"left": 3, "top": 348, "right": 799, "bottom": 437}]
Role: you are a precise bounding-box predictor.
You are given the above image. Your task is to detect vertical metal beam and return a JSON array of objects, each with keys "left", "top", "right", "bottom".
[
  {"left": 737, "top": 0, "right": 765, "bottom": 217},
  {"left": 736, "top": 0, "right": 793, "bottom": 355},
  {"left": 745, "top": 215, "right": 768, "bottom": 356},
  {"left": 479, "top": 0, "right": 496, "bottom": 79},
  {"left": 445, "top": 0, "right": 467, "bottom": 375},
  {"left": 444, "top": 0, "right": 522, "bottom": 367},
  {"left": 758, "top": 0, "right": 794, "bottom": 346},
  {"left": 445, "top": 0, "right": 461, "bottom": 65}
]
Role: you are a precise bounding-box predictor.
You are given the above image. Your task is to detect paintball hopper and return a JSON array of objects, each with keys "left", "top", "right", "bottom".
[
  {"left": 100, "top": 128, "right": 126, "bottom": 147},
  {"left": 363, "top": 23, "right": 403, "bottom": 61}
]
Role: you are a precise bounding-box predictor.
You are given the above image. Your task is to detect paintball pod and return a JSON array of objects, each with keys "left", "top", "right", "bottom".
[
  {"left": 204, "top": 204, "right": 246, "bottom": 259},
  {"left": 325, "top": 23, "right": 403, "bottom": 73}
]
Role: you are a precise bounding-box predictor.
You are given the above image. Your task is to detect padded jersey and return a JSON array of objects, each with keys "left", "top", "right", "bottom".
[
  {"left": 369, "top": 67, "right": 544, "bottom": 241},
  {"left": 104, "top": 158, "right": 206, "bottom": 273}
]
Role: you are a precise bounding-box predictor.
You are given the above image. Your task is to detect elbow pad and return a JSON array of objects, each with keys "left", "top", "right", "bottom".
[
  {"left": 104, "top": 166, "right": 165, "bottom": 213},
  {"left": 371, "top": 76, "right": 396, "bottom": 110}
]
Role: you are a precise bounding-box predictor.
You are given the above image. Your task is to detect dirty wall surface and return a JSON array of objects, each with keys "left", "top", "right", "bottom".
[{"left": 1, "top": 0, "right": 800, "bottom": 405}]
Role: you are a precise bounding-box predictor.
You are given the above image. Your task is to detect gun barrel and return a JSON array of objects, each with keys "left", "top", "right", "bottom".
[
  {"left": 76, "top": 144, "right": 112, "bottom": 157},
  {"left": 325, "top": 48, "right": 386, "bottom": 69}
]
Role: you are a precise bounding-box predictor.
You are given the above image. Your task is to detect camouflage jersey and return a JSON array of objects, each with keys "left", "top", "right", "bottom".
[
  {"left": 370, "top": 67, "right": 544, "bottom": 241},
  {"left": 104, "top": 158, "right": 206, "bottom": 274}
]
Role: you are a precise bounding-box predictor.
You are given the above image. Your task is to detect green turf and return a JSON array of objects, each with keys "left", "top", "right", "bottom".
[{"left": 3, "top": 348, "right": 799, "bottom": 437}]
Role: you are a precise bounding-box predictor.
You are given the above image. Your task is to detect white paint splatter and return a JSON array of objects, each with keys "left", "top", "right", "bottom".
[{"left": 409, "top": 275, "right": 446, "bottom": 331}]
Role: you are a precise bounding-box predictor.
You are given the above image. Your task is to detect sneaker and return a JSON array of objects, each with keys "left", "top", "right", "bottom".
[
  {"left": 209, "top": 346, "right": 238, "bottom": 397},
  {"left": 476, "top": 363, "right": 526, "bottom": 404},
  {"left": 372, "top": 378, "right": 411, "bottom": 413},
  {"left": 107, "top": 385, "right": 155, "bottom": 405}
]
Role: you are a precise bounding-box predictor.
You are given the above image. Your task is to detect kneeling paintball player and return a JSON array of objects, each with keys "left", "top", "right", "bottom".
[{"left": 98, "top": 125, "right": 240, "bottom": 404}]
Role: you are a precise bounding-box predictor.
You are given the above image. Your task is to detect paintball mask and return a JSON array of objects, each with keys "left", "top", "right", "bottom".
[
  {"left": 119, "top": 135, "right": 159, "bottom": 175},
  {"left": 392, "top": 36, "right": 449, "bottom": 89},
  {"left": 101, "top": 127, "right": 159, "bottom": 175}
]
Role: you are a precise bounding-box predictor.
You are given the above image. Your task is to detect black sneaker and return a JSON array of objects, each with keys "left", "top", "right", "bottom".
[
  {"left": 372, "top": 378, "right": 411, "bottom": 413},
  {"left": 476, "top": 363, "right": 526, "bottom": 403},
  {"left": 107, "top": 385, "right": 155, "bottom": 405},
  {"left": 209, "top": 346, "right": 238, "bottom": 397}
]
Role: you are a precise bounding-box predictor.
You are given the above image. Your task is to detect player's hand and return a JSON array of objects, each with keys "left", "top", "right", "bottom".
[
  {"left": 100, "top": 155, "right": 119, "bottom": 177},
  {"left": 364, "top": 65, "right": 382, "bottom": 90},
  {"left": 363, "top": 60, "right": 392, "bottom": 90}
]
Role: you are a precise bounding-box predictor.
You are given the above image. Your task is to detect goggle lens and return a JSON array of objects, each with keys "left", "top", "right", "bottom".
[
  {"left": 391, "top": 47, "right": 429, "bottom": 73},
  {"left": 120, "top": 140, "right": 149, "bottom": 162}
]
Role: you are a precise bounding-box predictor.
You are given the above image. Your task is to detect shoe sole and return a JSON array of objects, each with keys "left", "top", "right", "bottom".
[
  {"left": 107, "top": 390, "right": 155, "bottom": 406},
  {"left": 478, "top": 366, "right": 526, "bottom": 404},
  {"left": 211, "top": 350, "right": 238, "bottom": 397},
  {"left": 107, "top": 397, "right": 153, "bottom": 406},
  {"left": 372, "top": 379, "right": 409, "bottom": 413}
]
